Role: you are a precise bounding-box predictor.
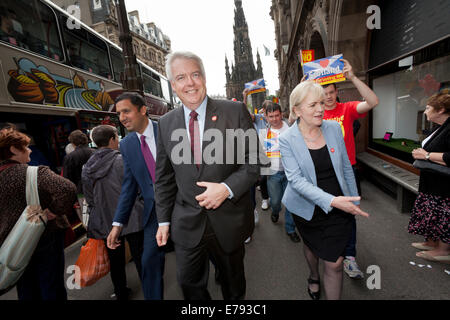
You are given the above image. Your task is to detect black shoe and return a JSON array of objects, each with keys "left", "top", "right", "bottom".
[
  {"left": 113, "top": 287, "right": 131, "bottom": 300},
  {"left": 271, "top": 214, "right": 279, "bottom": 223},
  {"left": 307, "top": 277, "right": 320, "bottom": 300},
  {"left": 288, "top": 232, "right": 301, "bottom": 243}
]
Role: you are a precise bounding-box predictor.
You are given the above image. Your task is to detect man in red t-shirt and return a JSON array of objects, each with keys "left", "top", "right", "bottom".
[{"left": 322, "top": 59, "right": 379, "bottom": 279}]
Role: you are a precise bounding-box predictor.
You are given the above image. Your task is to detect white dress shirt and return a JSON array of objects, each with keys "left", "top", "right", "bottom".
[
  {"left": 182, "top": 97, "right": 234, "bottom": 199},
  {"left": 136, "top": 120, "right": 157, "bottom": 161}
]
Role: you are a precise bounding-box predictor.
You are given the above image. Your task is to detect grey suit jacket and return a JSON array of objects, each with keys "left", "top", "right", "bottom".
[
  {"left": 155, "top": 97, "right": 260, "bottom": 253},
  {"left": 279, "top": 120, "right": 359, "bottom": 221}
]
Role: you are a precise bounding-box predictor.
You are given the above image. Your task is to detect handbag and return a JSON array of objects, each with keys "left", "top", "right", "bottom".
[
  {"left": 0, "top": 166, "right": 48, "bottom": 292},
  {"left": 74, "top": 238, "right": 110, "bottom": 287},
  {"left": 413, "top": 159, "right": 450, "bottom": 177}
]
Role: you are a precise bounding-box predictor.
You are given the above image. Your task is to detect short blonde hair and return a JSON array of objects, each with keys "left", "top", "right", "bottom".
[{"left": 289, "top": 80, "right": 325, "bottom": 118}]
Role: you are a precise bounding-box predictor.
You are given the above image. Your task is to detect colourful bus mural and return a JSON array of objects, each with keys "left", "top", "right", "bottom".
[{"left": 7, "top": 57, "right": 115, "bottom": 111}]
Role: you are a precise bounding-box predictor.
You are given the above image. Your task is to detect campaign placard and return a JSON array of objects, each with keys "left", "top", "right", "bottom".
[
  {"left": 299, "top": 50, "right": 315, "bottom": 65},
  {"left": 245, "top": 78, "right": 266, "bottom": 94},
  {"left": 303, "top": 54, "right": 346, "bottom": 85}
]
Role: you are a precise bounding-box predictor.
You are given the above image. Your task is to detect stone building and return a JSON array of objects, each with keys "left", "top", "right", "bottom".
[
  {"left": 271, "top": 0, "right": 449, "bottom": 211},
  {"left": 226, "top": 0, "right": 265, "bottom": 108},
  {"left": 270, "top": 0, "right": 374, "bottom": 151},
  {"left": 51, "top": 0, "right": 170, "bottom": 75}
]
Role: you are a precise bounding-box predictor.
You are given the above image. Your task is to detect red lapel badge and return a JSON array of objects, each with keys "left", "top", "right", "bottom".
[
  {"left": 212, "top": 115, "right": 217, "bottom": 122},
  {"left": 330, "top": 148, "right": 335, "bottom": 153}
]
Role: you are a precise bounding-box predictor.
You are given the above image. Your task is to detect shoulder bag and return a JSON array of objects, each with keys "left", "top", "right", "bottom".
[{"left": 0, "top": 166, "right": 48, "bottom": 292}]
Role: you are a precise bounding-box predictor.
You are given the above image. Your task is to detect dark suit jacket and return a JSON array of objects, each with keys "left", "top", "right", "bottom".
[
  {"left": 155, "top": 97, "right": 260, "bottom": 253},
  {"left": 420, "top": 116, "right": 450, "bottom": 197},
  {"left": 114, "top": 120, "right": 158, "bottom": 228}
]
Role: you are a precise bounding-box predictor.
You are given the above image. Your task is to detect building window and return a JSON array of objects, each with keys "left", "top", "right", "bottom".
[{"left": 93, "top": 0, "right": 102, "bottom": 10}]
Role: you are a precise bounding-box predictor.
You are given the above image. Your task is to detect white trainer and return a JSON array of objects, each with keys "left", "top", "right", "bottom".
[
  {"left": 343, "top": 257, "right": 364, "bottom": 279},
  {"left": 261, "top": 199, "right": 269, "bottom": 210}
]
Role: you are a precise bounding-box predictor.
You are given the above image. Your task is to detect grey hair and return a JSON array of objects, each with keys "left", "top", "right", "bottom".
[
  {"left": 289, "top": 80, "right": 325, "bottom": 118},
  {"left": 165, "top": 51, "right": 206, "bottom": 81}
]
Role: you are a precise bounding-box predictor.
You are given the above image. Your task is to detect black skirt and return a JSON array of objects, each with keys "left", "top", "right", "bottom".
[
  {"left": 293, "top": 145, "right": 353, "bottom": 262},
  {"left": 293, "top": 207, "right": 352, "bottom": 262}
]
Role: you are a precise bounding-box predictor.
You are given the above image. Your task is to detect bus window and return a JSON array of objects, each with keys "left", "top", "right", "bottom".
[
  {"left": 142, "top": 66, "right": 162, "bottom": 98},
  {"left": 0, "top": 0, "right": 63, "bottom": 61},
  {"left": 161, "top": 78, "right": 172, "bottom": 105},
  {"left": 110, "top": 46, "right": 124, "bottom": 83},
  {"left": 61, "top": 16, "right": 112, "bottom": 79}
]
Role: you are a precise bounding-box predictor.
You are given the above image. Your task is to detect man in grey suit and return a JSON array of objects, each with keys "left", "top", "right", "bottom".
[{"left": 155, "top": 51, "right": 259, "bottom": 300}]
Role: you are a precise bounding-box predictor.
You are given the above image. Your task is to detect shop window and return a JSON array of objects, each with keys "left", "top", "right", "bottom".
[
  {"left": 371, "top": 55, "right": 450, "bottom": 162},
  {"left": 61, "top": 16, "right": 112, "bottom": 79},
  {"left": 0, "top": 0, "right": 63, "bottom": 61}
]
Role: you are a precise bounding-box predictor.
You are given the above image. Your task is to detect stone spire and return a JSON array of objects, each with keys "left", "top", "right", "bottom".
[
  {"left": 225, "top": 55, "right": 231, "bottom": 82},
  {"left": 256, "top": 50, "right": 263, "bottom": 78},
  {"left": 225, "top": 0, "right": 265, "bottom": 107}
]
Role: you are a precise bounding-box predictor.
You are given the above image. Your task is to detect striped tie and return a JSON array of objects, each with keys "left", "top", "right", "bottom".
[{"left": 189, "top": 110, "right": 201, "bottom": 168}]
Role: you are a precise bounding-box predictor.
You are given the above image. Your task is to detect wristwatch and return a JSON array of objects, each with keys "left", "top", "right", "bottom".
[{"left": 425, "top": 152, "right": 431, "bottom": 160}]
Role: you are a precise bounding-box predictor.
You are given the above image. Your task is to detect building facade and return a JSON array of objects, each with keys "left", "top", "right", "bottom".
[
  {"left": 271, "top": 0, "right": 449, "bottom": 210},
  {"left": 226, "top": 0, "right": 265, "bottom": 108},
  {"left": 271, "top": 0, "right": 449, "bottom": 158},
  {"left": 51, "top": 0, "right": 170, "bottom": 75}
]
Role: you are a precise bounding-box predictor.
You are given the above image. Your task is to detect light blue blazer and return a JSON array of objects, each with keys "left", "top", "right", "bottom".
[{"left": 279, "top": 120, "right": 359, "bottom": 221}]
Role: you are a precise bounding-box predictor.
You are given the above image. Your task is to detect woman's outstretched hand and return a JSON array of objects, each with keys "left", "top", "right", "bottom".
[{"left": 331, "top": 196, "right": 369, "bottom": 218}]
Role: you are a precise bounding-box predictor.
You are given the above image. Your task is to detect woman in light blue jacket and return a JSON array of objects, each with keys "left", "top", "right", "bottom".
[{"left": 279, "top": 81, "right": 369, "bottom": 300}]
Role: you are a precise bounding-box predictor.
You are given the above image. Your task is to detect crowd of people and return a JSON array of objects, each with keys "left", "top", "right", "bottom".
[{"left": 0, "top": 51, "right": 448, "bottom": 301}]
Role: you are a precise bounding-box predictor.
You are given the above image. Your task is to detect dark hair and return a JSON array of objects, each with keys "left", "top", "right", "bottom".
[
  {"left": 91, "top": 125, "right": 117, "bottom": 148},
  {"left": 265, "top": 103, "right": 282, "bottom": 114},
  {"left": 68, "top": 130, "right": 89, "bottom": 146},
  {"left": 0, "top": 124, "right": 31, "bottom": 160},
  {"left": 114, "top": 92, "right": 146, "bottom": 111},
  {"left": 427, "top": 90, "right": 450, "bottom": 114},
  {"left": 322, "top": 83, "right": 337, "bottom": 90}
]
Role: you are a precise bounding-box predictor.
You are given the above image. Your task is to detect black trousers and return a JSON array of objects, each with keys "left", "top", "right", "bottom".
[
  {"left": 16, "top": 230, "right": 67, "bottom": 300},
  {"left": 175, "top": 219, "right": 246, "bottom": 300},
  {"left": 104, "top": 230, "right": 144, "bottom": 300},
  {"left": 259, "top": 175, "right": 269, "bottom": 200}
]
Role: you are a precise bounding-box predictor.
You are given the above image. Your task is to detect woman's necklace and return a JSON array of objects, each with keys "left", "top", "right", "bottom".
[{"left": 300, "top": 127, "right": 322, "bottom": 142}]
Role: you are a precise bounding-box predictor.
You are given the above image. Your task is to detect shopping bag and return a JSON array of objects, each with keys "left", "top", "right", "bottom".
[
  {"left": 75, "top": 238, "right": 110, "bottom": 287},
  {"left": 0, "top": 166, "right": 47, "bottom": 292}
]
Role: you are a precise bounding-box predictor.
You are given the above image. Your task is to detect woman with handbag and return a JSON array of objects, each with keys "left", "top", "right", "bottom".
[
  {"left": 409, "top": 91, "right": 450, "bottom": 264},
  {"left": 0, "top": 125, "right": 77, "bottom": 300}
]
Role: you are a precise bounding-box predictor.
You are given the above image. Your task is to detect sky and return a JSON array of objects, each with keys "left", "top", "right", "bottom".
[{"left": 124, "top": 0, "right": 280, "bottom": 97}]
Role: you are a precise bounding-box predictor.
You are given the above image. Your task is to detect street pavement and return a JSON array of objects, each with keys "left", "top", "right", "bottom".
[{"left": 1, "top": 179, "right": 449, "bottom": 300}]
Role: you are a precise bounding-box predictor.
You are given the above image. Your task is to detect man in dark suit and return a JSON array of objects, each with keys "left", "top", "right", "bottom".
[
  {"left": 155, "top": 51, "right": 260, "bottom": 300},
  {"left": 106, "top": 92, "right": 165, "bottom": 300}
]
